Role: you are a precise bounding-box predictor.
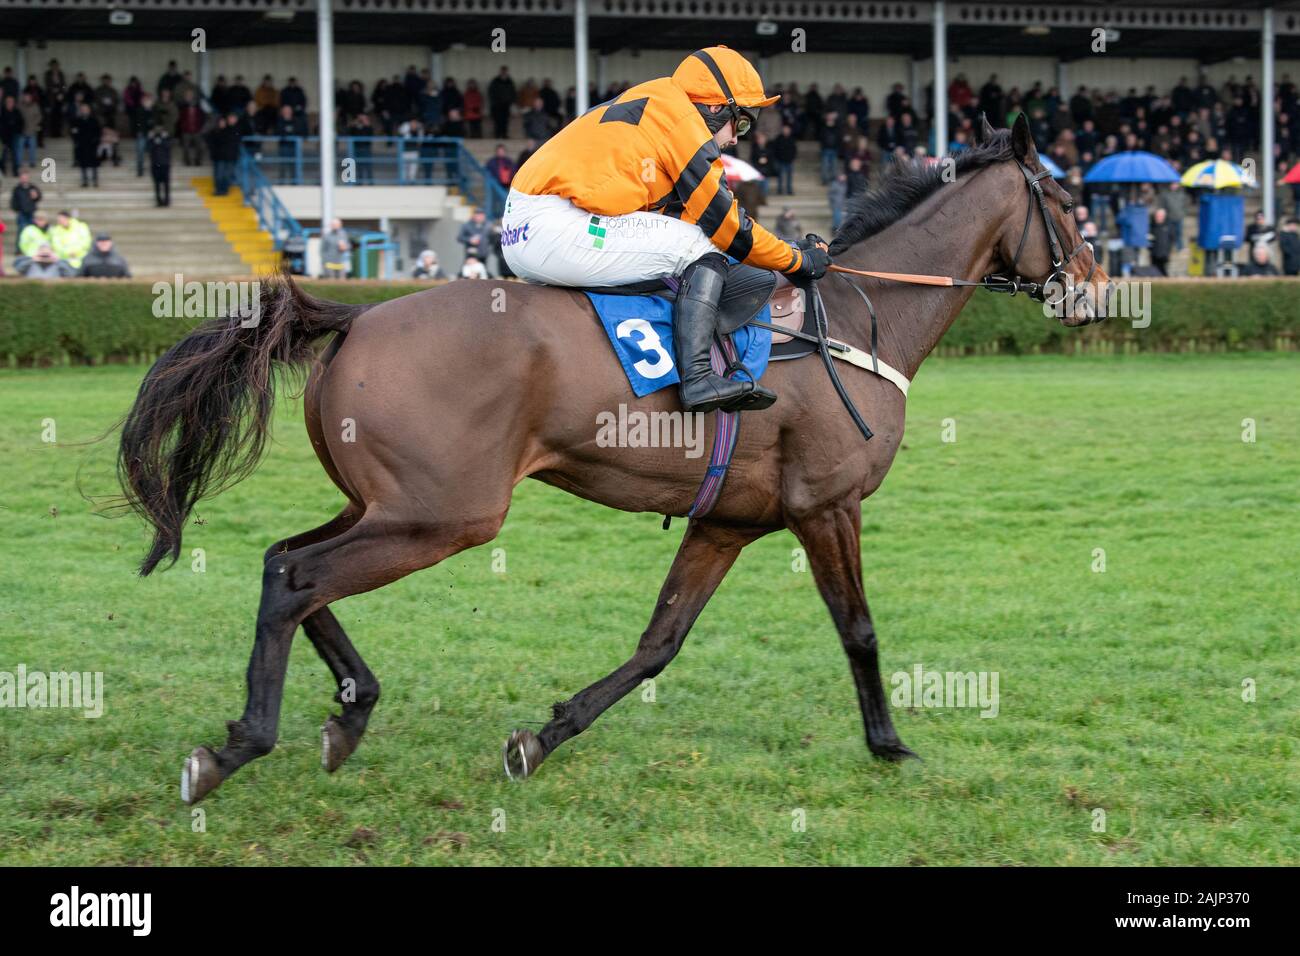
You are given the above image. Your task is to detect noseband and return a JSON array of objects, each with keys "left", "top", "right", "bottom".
[{"left": 983, "top": 159, "right": 1096, "bottom": 310}]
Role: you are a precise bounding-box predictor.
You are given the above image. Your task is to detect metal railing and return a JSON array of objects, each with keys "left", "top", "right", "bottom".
[
  {"left": 234, "top": 149, "right": 398, "bottom": 277},
  {"left": 235, "top": 147, "right": 306, "bottom": 253},
  {"left": 242, "top": 135, "right": 508, "bottom": 219}
]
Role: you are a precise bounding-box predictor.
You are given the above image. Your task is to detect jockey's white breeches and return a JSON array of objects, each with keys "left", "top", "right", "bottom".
[{"left": 500, "top": 189, "right": 718, "bottom": 287}]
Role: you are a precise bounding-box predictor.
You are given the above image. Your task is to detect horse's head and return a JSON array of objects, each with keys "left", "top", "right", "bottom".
[{"left": 975, "top": 112, "right": 1110, "bottom": 327}]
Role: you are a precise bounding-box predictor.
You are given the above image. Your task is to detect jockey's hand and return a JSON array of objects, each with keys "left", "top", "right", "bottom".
[
  {"left": 791, "top": 243, "right": 831, "bottom": 281},
  {"left": 798, "top": 234, "right": 829, "bottom": 254}
]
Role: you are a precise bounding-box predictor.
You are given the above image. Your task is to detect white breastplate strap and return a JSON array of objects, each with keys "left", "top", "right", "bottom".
[{"left": 826, "top": 340, "right": 910, "bottom": 397}]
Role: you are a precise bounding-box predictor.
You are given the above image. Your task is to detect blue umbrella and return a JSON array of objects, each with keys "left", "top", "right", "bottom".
[
  {"left": 1083, "top": 151, "right": 1180, "bottom": 184},
  {"left": 1040, "top": 155, "right": 1066, "bottom": 179}
]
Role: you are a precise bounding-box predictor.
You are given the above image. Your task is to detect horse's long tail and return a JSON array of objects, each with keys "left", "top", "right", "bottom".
[{"left": 118, "top": 274, "right": 366, "bottom": 575}]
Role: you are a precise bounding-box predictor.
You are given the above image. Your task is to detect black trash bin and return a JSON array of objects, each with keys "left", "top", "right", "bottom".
[{"left": 282, "top": 236, "right": 308, "bottom": 275}]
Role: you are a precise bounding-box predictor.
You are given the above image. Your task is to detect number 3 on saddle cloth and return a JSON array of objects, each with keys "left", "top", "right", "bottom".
[
  {"left": 587, "top": 293, "right": 771, "bottom": 397},
  {"left": 581, "top": 261, "right": 778, "bottom": 522},
  {"left": 584, "top": 258, "right": 779, "bottom": 396}
]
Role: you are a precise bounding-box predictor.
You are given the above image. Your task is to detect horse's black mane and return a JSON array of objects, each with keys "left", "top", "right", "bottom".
[{"left": 828, "top": 130, "right": 1015, "bottom": 255}]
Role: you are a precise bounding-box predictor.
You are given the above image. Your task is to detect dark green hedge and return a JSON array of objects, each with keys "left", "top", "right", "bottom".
[
  {"left": 0, "top": 280, "right": 426, "bottom": 366},
  {"left": 1, "top": 277, "right": 1297, "bottom": 366},
  {"left": 944, "top": 278, "right": 1300, "bottom": 355}
]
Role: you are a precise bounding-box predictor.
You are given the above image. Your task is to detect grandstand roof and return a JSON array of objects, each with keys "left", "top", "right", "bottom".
[{"left": 2, "top": 1, "right": 1299, "bottom": 59}]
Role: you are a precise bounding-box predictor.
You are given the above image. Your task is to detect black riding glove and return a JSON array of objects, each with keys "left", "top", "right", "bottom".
[
  {"left": 797, "top": 234, "right": 828, "bottom": 253},
  {"left": 790, "top": 243, "right": 831, "bottom": 281}
]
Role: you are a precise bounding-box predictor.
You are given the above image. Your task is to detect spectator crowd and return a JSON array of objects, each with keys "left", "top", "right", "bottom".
[
  {"left": 743, "top": 70, "right": 1300, "bottom": 275},
  {"left": 5, "top": 177, "right": 130, "bottom": 278},
  {"left": 3, "top": 55, "right": 1299, "bottom": 278}
]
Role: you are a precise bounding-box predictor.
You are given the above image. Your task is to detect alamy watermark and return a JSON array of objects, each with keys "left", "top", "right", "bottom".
[
  {"left": 152, "top": 274, "right": 261, "bottom": 327},
  {"left": 596, "top": 404, "right": 706, "bottom": 459},
  {"left": 49, "top": 886, "right": 150, "bottom": 936},
  {"left": 0, "top": 665, "right": 104, "bottom": 718},
  {"left": 1041, "top": 277, "right": 1151, "bottom": 329},
  {"left": 891, "top": 665, "right": 999, "bottom": 718}
]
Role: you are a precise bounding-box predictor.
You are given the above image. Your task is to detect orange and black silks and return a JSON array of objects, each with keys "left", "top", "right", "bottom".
[{"left": 511, "top": 48, "right": 803, "bottom": 276}]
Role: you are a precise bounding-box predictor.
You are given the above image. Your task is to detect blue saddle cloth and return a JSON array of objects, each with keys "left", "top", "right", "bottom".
[{"left": 586, "top": 293, "right": 772, "bottom": 398}]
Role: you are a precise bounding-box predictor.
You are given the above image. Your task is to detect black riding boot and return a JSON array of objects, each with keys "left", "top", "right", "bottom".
[{"left": 675, "top": 255, "right": 777, "bottom": 413}]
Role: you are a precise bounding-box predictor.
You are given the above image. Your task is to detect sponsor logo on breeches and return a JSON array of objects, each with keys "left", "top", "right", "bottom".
[{"left": 501, "top": 222, "right": 531, "bottom": 246}]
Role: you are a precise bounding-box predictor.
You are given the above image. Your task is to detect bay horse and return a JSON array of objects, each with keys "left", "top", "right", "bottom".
[{"left": 118, "top": 114, "right": 1108, "bottom": 804}]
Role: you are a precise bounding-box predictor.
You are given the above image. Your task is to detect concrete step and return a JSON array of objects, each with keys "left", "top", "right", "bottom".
[
  {"left": 98, "top": 254, "right": 247, "bottom": 266},
  {"left": 27, "top": 148, "right": 269, "bottom": 275},
  {"left": 48, "top": 209, "right": 212, "bottom": 219},
  {"left": 51, "top": 193, "right": 209, "bottom": 206},
  {"left": 756, "top": 206, "right": 835, "bottom": 221},
  {"left": 758, "top": 195, "right": 835, "bottom": 206},
  {"left": 52, "top": 189, "right": 209, "bottom": 200},
  {"left": 50, "top": 210, "right": 213, "bottom": 221},
  {"left": 131, "top": 271, "right": 262, "bottom": 279},
  {"left": 101, "top": 234, "right": 242, "bottom": 247},
  {"left": 125, "top": 260, "right": 248, "bottom": 270},
  {"left": 101, "top": 233, "right": 242, "bottom": 244},
  {"left": 125, "top": 254, "right": 248, "bottom": 265}
]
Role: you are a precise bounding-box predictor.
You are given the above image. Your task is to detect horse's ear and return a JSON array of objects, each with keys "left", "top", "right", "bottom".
[
  {"left": 976, "top": 112, "right": 995, "bottom": 144},
  {"left": 1011, "top": 112, "right": 1037, "bottom": 162}
]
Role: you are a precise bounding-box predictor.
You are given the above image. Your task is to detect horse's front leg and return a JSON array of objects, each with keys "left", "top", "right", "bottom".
[
  {"left": 790, "top": 502, "right": 917, "bottom": 760},
  {"left": 503, "top": 519, "right": 766, "bottom": 778}
]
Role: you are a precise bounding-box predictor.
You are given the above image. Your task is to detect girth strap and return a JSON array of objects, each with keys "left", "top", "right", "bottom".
[{"left": 681, "top": 336, "right": 744, "bottom": 521}]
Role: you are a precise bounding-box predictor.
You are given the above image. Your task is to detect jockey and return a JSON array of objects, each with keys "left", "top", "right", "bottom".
[{"left": 502, "top": 46, "right": 831, "bottom": 413}]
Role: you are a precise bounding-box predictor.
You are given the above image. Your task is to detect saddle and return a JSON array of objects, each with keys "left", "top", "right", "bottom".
[{"left": 579, "top": 261, "right": 810, "bottom": 355}]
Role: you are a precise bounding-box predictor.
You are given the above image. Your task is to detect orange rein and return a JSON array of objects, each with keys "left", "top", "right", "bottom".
[{"left": 828, "top": 264, "right": 963, "bottom": 287}]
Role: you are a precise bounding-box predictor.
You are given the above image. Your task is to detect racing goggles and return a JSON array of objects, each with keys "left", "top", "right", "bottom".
[{"left": 691, "top": 49, "right": 759, "bottom": 138}]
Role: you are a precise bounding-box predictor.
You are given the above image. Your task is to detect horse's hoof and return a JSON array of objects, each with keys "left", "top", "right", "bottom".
[
  {"left": 321, "top": 716, "right": 358, "bottom": 773},
  {"left": 502, "top": 730, "right": 544, "bottom": 780},
  {"left": 181, "top": 747, "right": 222, "bottom": 804},
  {"left": 871, "top": 740, "right": 920, "bottom": 762}
]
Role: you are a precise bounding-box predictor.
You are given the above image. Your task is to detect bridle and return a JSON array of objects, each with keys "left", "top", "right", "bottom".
[
  {"left": 800, "top": 153, "right": 1106, "bottom": 445},
  {"left": 832, "top": 156, "right": 1101, "bottom": 314},
  {"left": 982, "top": 159, "right": 1098, "bottom": 314}
]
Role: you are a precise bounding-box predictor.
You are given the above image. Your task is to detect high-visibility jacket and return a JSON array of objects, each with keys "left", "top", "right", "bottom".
[
  {"left": 19, "top": 224, "right": 50, "bottom": 257},
  {"left": 49, "top": 218, "right": 92, "bottom": 268},
  {"left": 512, "top": 66, "right": 802, "bottom": 275}
]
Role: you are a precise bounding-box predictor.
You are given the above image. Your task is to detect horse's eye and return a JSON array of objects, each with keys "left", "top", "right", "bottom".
[{"left": 1063, "top": 201, "right": 1075, "bottom": 213}]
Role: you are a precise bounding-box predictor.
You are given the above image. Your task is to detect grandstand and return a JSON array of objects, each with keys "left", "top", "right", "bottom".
[{"left": 2, "top": 1, "right": 1299, "bottom": 277}]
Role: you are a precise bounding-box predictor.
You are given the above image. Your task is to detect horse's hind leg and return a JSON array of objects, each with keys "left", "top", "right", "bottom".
[
  {"left": 305, "top": 607, "right": 379, "bottom": 772},
  {"left": 182, "top": 508, "right": 504, "bottom": 804},
  {"left": 503, "top": 520, "right": 763, "bottom": 779},
  {"left": 790, "top": 502, "right": 916, "bottom": 761},
  {"left": 264, "top": 508, "right": 379, "bottom": 772}
]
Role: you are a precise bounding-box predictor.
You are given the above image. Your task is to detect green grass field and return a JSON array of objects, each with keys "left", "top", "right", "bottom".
[{"left": 1, "top": 354, "right": 1296, "bottom": 866}]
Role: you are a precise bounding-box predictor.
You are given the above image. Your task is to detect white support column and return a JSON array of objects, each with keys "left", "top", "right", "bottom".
[
  {"left": 380, "top": 216, "right": 392, "bottom": 279},
  {"left": 429, "top": 50, "right": 444, "bottom": 89},
  {"left": 197, "top": 48, "right": 212, "bottom": 99},
  {"left": 575, "top": 0, "right": 589, "bottom": 115},
  {"left": 317, "top": 0, "right": 335, "bottom": 230},
  {"left": 1261, "top": 6, "right": 1275, "bottom": 224},
  {"left": 933, "top": 0, "right": 948, "bottom": 156},
  {"left": 1056, "top": 60, "right": 1067, "bottom": 98},
  {"left": 909, "top": 57, "right": 922, "bottom": 116},
  {"left": 15, "top": 43, "right": 28, "bottom": 86}
]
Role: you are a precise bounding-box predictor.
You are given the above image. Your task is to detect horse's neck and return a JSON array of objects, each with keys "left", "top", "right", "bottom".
[{"left": 831, "top": 166, "right": 1013, "bottom": 379}]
